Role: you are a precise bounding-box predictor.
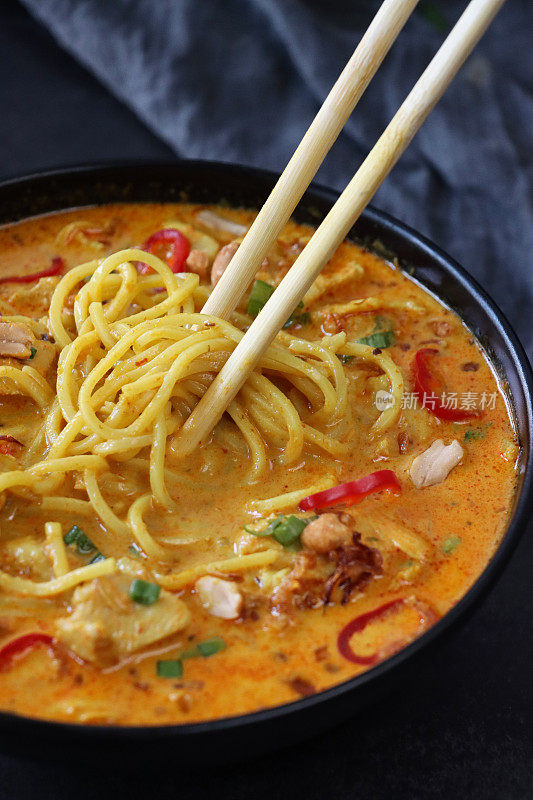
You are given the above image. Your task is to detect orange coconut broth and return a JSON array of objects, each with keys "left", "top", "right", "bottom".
[{"left": 0, "top": 203, "right": 518, "bottom": 726}]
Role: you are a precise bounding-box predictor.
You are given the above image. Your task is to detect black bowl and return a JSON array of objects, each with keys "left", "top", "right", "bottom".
[{"left": 0, "top": 161, "right": 531, "bottom": 766}]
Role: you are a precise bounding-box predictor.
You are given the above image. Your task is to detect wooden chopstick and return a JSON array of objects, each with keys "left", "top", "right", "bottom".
[
  {"left": 180, "top": 0, "right": 506, "bottom": 456},
  {"left": 202, "top": 0, "right": 420, "bottom": 320}
]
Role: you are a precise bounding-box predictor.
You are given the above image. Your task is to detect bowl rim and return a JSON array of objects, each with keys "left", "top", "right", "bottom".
[{"left": 0, "top": 159, "right": 531, "bottom": 742}]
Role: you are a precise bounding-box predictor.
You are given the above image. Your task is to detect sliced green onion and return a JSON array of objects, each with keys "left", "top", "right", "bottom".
[
  {"left": 63, "top": 524, "right": 82, "bottom": 545},
  {"left": 295, "top": 311, "right": 311, "bottom": 326},
  {"left": 283, "top": 303, "right": 311, "bottom": 329},
  {"left": 247, "top": 280, "right": 275, "bottom": 317},
  {"left": 357, "top": 330, "right": 395, "bottom": 349},
  {"left": 155, "top": 637, "right": 228, "bottom": 681},
  {"left": 28, "top": 346, "right": 37, "bottom": 360},
  {"left": 282, "top": 315, "right": 295, "bottom": 329},
  {"left": 283, "top": 540, "right": 303, "bottom": 553},
  {"left": 198, "top": 637, "right": 226, "bottom": 657},
  {"left": 246, "top": 281, "right": 310, "bottom": 326},
  {"left": 464, "top": 426, "right": 491, "bottom": 441},
  {"left": 129, "top": 579, "right": 161, "bottom": 605},
  {"left": 338, "top": 354, "right": 354, "bottom": 365},
  {"left": 357, "top": 317, "right": 395, "bottom": 349},
  {"left": 76, "top": 537, "right": 96, "bottom": 554},
  {"left": 90, "top": 552, "right": 106, "bottom": 564},
  {"left": 157, "top": 659, "right": 183, "bottom": 678},
  {"left": 244, "top": 515, "right": 314, "bottom": 548},
  {"left": 243, "top": 518, "right": 279, "bottom": 537},
  {"left": 442, "top": 535, "right": 461, "bottom": 554},
  {"left": 64, "top": 524, "right": 96, "bottom": 554},
  {"left": 180, "top": 639, "right": 226, "bottom": 660},
  {"left": 271, "top": 515, "right": 308, "bottom": 546}
]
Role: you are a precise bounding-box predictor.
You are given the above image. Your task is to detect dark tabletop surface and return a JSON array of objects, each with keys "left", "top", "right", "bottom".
[{"left": 0, "top": 2, "right": 532, "bottom": 798}]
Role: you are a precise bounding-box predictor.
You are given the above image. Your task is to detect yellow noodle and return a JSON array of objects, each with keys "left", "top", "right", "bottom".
[
  {"left": 88, "top": 301, "right": 116, "bottom": 349},
  {"left": 83, "top": 470, "right": 130, "bottom": 539},
  {"left": 312, "top": 295, "right": 426, "bottom": 321},
  {"left": 44, "top": 521, "right": 69, "bottom": 577},
  {"left": 150, "top": 409, "right": 175, "bottom": 509},
  {"left": 340, "top": 342, "right": 403, "bottom": 433},
  {"left": 50, "top": 260, "right": 99, "bottom": 346},
  {"left": 366, "top": 513, "right": 429, "bottom": 562},
  {"left": 249, "top": 475, "right": 335, "bottom": 514},
  {"left": 0, "top": 558, "right": 116, "bottom": 597},
  {"left": 156, "top": 549, "right": 279, "bottom": 590},
  {"left": 302, "top": 424, "right": 352, "bottom": 456},
  {"left": 227, "top": 399, "right": 267, "bottom": 481},
  {"left": 0, "top": 596, "right": 65, "bottom": 618},
  {"left": 0, "top": 366, "right": 53, "bottom": 409},
  {"left": 39, "top": 496, "right": 93, "bottom": 515},
  {"left": 127, "top": 494, "right": 170, "bottom": 559}
]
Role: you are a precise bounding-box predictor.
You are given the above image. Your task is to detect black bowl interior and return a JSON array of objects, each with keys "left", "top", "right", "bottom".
[{"left": 0, "top": 161, "right": 531, "bottom": 765}]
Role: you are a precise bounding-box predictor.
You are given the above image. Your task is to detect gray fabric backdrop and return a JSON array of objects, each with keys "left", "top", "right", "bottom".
[{"left": 19, "top": 0, "right": 533, "bottom": 353}]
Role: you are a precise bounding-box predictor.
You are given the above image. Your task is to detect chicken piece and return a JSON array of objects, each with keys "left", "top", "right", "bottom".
[
  {"left": 2, "top": 536, "right": 52, "bottom": 580},
  {"left": 55, "top": 558, "right": 190, "bottom": 665},
  {"left": 7, "top": 277, "right": 60, "bottom": 316},
  {"left": 27, "top": 338, "right": 56, "bottom": 377},
  {"left": 211, "top": 241, "right": 239, "bottom": 287},
  {"left": 195, "top": 576, "right": 242, "bottom": 619},
  {"left": 301, "top": 513, "right": 353, "bottom": 554},
  {"left": 186, "top": 249, "right": 211, "bottom": 281},
  {"left": 410, "top": 439, "right": 464, "bottom": 489},
  {"left": 303, "top": 262, "right": 363, "bottom": 307},
  {"left": 0, "top": 321, "right": 35, "bottom": 359}
]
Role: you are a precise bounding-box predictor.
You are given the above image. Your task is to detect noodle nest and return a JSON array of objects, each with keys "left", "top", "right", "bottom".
[{"left": 0, "top": 248, "right": 403, "bottom": 592}]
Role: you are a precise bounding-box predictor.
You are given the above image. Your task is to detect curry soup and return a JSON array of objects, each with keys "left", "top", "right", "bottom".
[{"left": 0, "top": 203, "right": 518, "bottom": 725}]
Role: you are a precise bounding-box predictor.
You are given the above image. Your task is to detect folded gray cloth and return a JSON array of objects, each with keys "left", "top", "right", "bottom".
[{"left": 20, "top": 0, "right": 533, "bottom": 354}]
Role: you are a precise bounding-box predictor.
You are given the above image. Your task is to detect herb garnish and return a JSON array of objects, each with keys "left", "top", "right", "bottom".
[
  {"left": 357, "top": 316, "right": 396, "bottom": 349},
  {"left": 64, "top": 524, "right": 96, "bottom": 554},
  {"left": 129, "top": 579, "right": 161, "bottom": 605},
  {"left": 247, "top": 280, "right": 310, "bottom": 328},
  {"left": 442, "top": 536, "right": 461, "bottom": 555},
  {"left": 244, "top": 514, "right": 315, "bottom": 548}
]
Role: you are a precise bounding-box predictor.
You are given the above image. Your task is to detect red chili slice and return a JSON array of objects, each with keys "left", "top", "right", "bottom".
[
  {"left": 414, "top": 348, "right": 478, "bottom": 421},
  {"left": 298, "top": 470, "right": 401, "bottom": 512},
  {"left": 138, "top": 228, "right": 191, "bottom": 275},
  {"left": 0, "top": 256, "right": 64, "bottom": 285},
  {"left": 337, "top": 599, "right": 404, "bottom": 665},
  {"left": 0, "top": 633, "right": 54, "bottom": 671}
]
